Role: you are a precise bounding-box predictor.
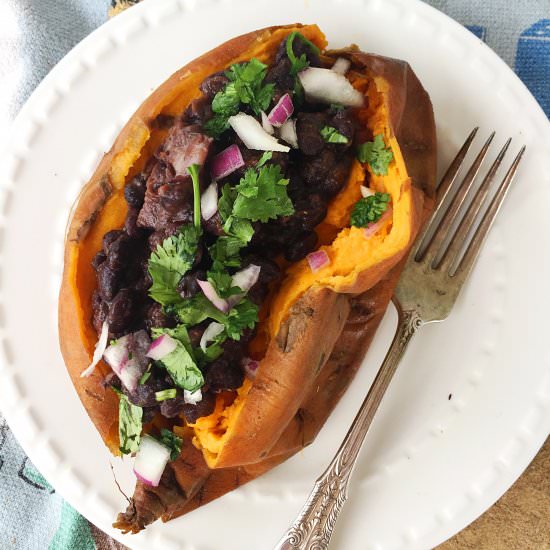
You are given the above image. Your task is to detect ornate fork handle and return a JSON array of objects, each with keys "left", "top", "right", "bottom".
[{"left": 274, "top": 305, "right": 423, "bottom": 550}]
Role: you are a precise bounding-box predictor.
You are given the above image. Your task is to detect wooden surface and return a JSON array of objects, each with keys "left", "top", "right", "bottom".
[{"left": 438, "top": 437, "right": 550, "bottom": 549}]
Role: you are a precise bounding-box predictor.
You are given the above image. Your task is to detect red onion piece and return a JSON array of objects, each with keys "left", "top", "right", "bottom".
[
  {"left": 331, "top": 57, "right": 351, "bottom": 75},
  {"left": 210, "top": 144, "right": 244, "bottom": 181},
  {"left": 232, "top": 264, "right": 261, "bottom": 292},
  {"left": 184, "top": 389, "right": 203, "bottom": 405},
  {"left": 226, "top": 264, "right": 261, "bottom": 308},
  {"left": 363, "top": 207, "right": 393, "bottom": 238},
  {"left": 81, "top": 321, "right": 109, "bottom": 378},
  {"left": 201, "top": 182, "right": 218, "bottom": 221},
  {"left": 306, "top": 250, "right": 331, "bottom": 273},
  {"left": 146, "top": 334, "right": 178, "bottom": 361},
  {"left": 133, "top": 436, "right": 171, "bottom": 487},
  {"left": 360, "top": 185, "right": 375, "bottom": 198},
  {"left": 261, "top": 111, "right": 274, "bottom": 135},
  {"left": 242, "top": 357, "right": 260, "bottom": 379},
  {"left": 228, "top": 113, "right": 290, "bottom": 152},
  {"left": 197, "top": 280, "right": 229, "bottom": 313},
  {"left": 199, "top": 322, "right": 225, "bottom": 351},
  {"left": 298, "top": 68, "right": 364, "bottom": 107},
  {"left": 267, "top": 93, "right": 294, "bottom": 127},
  {"left": 280, "top": 118, "right": 298, "bottom": 149},
  {"left": 103, "top": 336, "right": 130, "bottom": 376}
]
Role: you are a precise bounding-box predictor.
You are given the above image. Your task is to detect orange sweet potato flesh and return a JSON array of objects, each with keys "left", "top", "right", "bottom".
[{"left": 58, "top": 24, "right": 436, "bottom": 531}]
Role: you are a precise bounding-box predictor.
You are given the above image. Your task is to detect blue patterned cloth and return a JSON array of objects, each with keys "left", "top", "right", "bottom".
[{"left": 0, "top": 1, "right": 548, "bottom": 548}]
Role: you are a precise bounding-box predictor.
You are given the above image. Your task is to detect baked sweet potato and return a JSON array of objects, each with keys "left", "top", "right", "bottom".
[{"left": 58, "top": 23, "right": 436, "bottom": 532}]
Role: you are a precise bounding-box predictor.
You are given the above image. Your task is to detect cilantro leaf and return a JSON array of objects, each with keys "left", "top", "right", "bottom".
[
  {"left": 158, "top": 429, "right": 183, "bottom": 461},
  {"left": 207, "top": 270, "right": 242, "bottom": 299},
  {"left": 357, "top": 134, "right": 394, "bottom": 176},
  {"left": 118, "top": 394, "right": 142, "bottom": 455},
  {"left": 227, "top": 58, "right": 274, "bottom": 114},
  {"left": 350, "top": 192, "right": 391, "bottom": 227},
  {"left": 174, "top": 294, "right": 227, "bottom": 327},
  {"left": 205, "top": 59, "right": 274, "bottom": 137},
  {"left": 139, "top": 364, "right": 152, "bottom": 385},
  {"left": 208, "top": 236, "right": 246, "bottom": 272},
  {"left": 224, "top": 298, "right": 259, "bottom": 340},
  {"left": 233, "top": 164, "right": 294, "bottom": 223},
  {"left": 151, "top": 325, "right": 204, "bottom": 391},
  {"left": 148, "top": 225, "right": 201, "bottom": 306},
  {"left": 286, "top": 32, "right": 320, "bottom": 76},
  {"left": 218, "top": 184, "right": 255, "bottom": 243},
  {"left": 320, "top": 126, "right": 349, "bottom": 144}
]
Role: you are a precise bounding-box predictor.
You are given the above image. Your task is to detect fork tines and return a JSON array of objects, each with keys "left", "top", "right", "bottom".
[{"left": 412, "top": 128, "right": 525, "bottom": 278}]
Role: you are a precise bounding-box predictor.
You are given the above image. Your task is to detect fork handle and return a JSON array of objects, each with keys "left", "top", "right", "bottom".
[{"left": 274, "top": 305, "right": 423, "bottom": 550}]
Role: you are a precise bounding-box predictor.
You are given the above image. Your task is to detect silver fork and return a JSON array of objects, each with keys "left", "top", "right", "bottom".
[{"left": 274, "top": 128, "right": 525, "bottom": 550}]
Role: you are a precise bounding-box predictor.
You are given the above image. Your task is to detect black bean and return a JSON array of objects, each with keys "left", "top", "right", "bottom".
[
  {"left": 102, "top": 372, "right": 121, "bottom": 390},
  {"left": 125, "top": 207, "right": 145, "bottom": 239},
  {"left": 102, "top": 230, "right": 123, "bottom": 253},
  {"left": 177, "top": 271, "right": 205, "bottom": 299},
  {"left": 107, "top": 289, "right": 137, "bottom": 334},
  {"left": 199, "top": 73, "right": 229, "bottom": 98},
  {"left": 106, "top": 235, "right": 135, "bottom": 270},
  {"left": 205, "top": 359, "right": 244, "bottom": 393},
  {"left": 293, "top": 194, "right": 328, "bottom": 231},
  {"left": 145, "top": 303, "right": 171, "bottom": 329},
  {"left": 284, "top": 230, "right": 318, "bottom": 262},
  {"left": 182, "top": 391, "right": 217, "bottom": 423},
  {"left": 92, "top": 298, "right": 109, "bottom": 335},
  {"left": 188, "top": 325, "right": 206, "bottom": 348},
  {"left": 124, "top": 175, "right": 147, "bottom": 209},
  {"left": 92, "top": 251, "right": 106, "bottom": 271},
  {"left": 97, "top": 262, "right": 121, "bottom": 301},
  {"left": 203, "top": 211, "right": 225, "bottom": 236},
  {"left": 296, "top": 112, "right": 329, "bottom": 156}
]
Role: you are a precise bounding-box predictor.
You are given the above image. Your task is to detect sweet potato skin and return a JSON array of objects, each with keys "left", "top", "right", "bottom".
[{"left": 58, "top": 24, "right": 436, "bottom": 531}]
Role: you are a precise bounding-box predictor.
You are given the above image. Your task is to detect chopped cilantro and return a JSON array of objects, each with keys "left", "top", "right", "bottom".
[
  {"left": 173, "top": 294, "right": 225, "bottom": 326},
  {"left": 224, "top": 298, "right": 259, "bottom": 340},
  {"left": 232, "top": 163, "right": 294, "bottom": 223},
  {"left": 320, "top": 126, "right": 349, "bottom": 144},
  {"left": 207, "top": 270, "right": 242, "bottom": 299},
  {"left": 208, "top": 236, "right": 245, "bottom": 271},
  {"left": 218, "top": 184, "right": 255, "bottom": 243},
  {"left": 151, "top": 326, "right": 204, "bottom": 392},
  {"left": 157, "top": 429, "right": 183, "bottom": 461},
  {"left": 205, "top": 58, "right": 274, "bottom": 137},
  {"left": 350, "top": 192, "right": 391, "bottom": 227},
  {"left": 139, "top": 364, "right": 152, "bottom": 385},
  {"left": 187, "top": 164, "right": 202, "bottom": 228},
  {"left": 148, "top": 225, "right": 201, "bottom": 306},
  {"left": 357, "top": 134, "right": 394, "bottom": 176},
  {"left": 155, "top": 388, "right": 177, "bottom": 402},
  {"left": 286, "top": 32, "right": 320, "bottom": 76},
  {"left": 118, "top": 393, "right": 142, "bottom": 455}
]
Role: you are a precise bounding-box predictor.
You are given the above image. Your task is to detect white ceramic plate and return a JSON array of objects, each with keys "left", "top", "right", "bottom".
[{"left": 1, "top": 0, "right": 549, "bottom": 548}]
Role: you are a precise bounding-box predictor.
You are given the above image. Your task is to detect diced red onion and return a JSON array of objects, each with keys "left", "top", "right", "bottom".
[
  {"left": 146, "top": 334, "right": 178, "bottom": 361},
  {"left": 81, "top": 321, "right": 109, "bottom": 378},
  {"left": 201, "top": 182, "right": 218, "bottom": 221},
  {"left": 197, "top": 280, "right": 229, "bottom": 313},
  {"left": 267, "top": 93, "right": 294, "bottom": 127},
  {"left": 232, "top": 264, "right": 261, "bottom": 292},
  {"left": 242, "top": 357, "right": 260, "bottom": 379},
  {"left": 261, "top": 111, "right": 274, "bottom": 135},
  {"left": 184, "top": 389, "right": 203, "bottom": 405},
  {"left": 133, "top": 436, "right": 171, "bottom": 487},
  {"left": 306, "top": 250, "right": 331, "bottom": 273},
  {"left": 210, "top": 144, "right": 244, "bottom": 181},
  {"left": 363, "top": 207, "right": 393, "bottom": 238},
  {"left": 103, "top": 336, "right": 130, "bottom": 376},
  {"left": 200, "top": 322, "right": 225, "bottom": 351},
  {"left": 279, "top": 118, "right": 298, "bottom": 149},
  {"left": 360, "top": 185, "right": 375, "bottom": 198},
  {"left": 298, "top": 67, "right": 364, "bottom": 107},
  {"left": 226, "top": 264, "right": 261, "bottom": 308},
  {"left": 103, "top": 335, "right": 148, "bottom": 392},
  {"left": 228, "top": 113, "right": 290, "bottom": 152},
  {"left": 331, "top": 57, "right": 351, "bottom": 75}
]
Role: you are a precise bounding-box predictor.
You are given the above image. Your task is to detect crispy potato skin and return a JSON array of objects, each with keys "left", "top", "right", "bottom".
[{"left": 58, "top": 24, "right": 436, "bottom": 531}]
